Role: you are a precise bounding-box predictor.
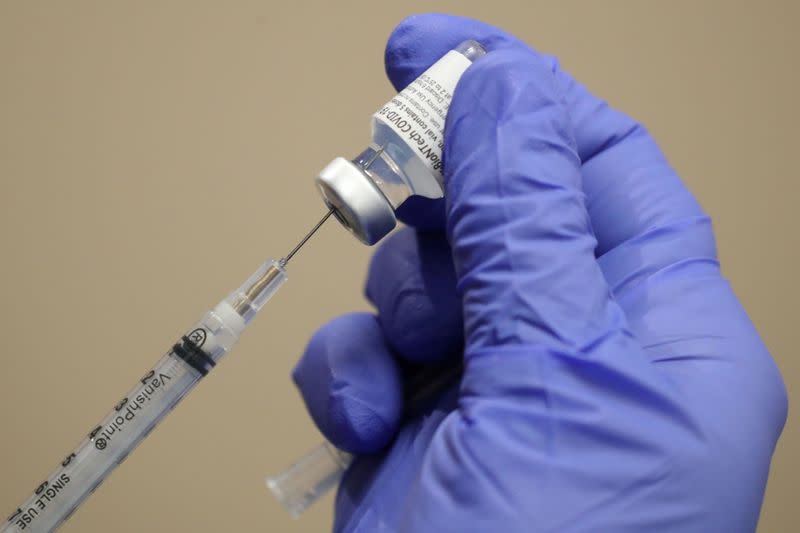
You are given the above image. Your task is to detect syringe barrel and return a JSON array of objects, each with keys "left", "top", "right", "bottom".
[
  {"left": 2, "top": 260, "right": 286, "bottom": 533},
  {"left": 2, "top": 352, "right": 202, "bottom": 533}
]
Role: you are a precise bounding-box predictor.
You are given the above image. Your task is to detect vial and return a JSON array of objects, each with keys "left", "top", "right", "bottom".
[{"left": 316, "top": 40, "right": 486, "bottom": 245}]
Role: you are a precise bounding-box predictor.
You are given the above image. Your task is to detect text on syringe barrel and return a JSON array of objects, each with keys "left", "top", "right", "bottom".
[
  {"left": 2, "top": 350, "right": 202, "bottom": 532},
  {"left": 2, "top": 260, "right": 287, "bottom": 532}
]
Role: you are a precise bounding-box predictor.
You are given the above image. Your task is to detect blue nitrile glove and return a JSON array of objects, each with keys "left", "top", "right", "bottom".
[{"left": 292, "top": 14, "right": 788, "bottom": 533}]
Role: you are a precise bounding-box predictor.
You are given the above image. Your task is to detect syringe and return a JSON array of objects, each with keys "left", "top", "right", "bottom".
[{"left": 1, "top": 210, "right": 332, "bottom": 533}]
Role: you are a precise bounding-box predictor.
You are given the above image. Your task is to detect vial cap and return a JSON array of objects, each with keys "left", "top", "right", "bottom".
[{"left": 316, "top": 157, "right": 396, "bottom": 245}]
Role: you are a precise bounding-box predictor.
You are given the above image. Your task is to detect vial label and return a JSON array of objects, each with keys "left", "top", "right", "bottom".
[{"left": 372, "top": 50, "right": 471, "bottom": 178}]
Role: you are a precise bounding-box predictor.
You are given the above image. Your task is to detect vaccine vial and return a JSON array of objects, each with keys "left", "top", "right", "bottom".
[{"left": 316, "top": 40, "right": 486, "bottom": 245}]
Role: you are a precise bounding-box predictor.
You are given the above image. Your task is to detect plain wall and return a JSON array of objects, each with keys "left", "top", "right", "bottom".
[{"left": 0, "top": 2, "right": 796, "bottom": 531}]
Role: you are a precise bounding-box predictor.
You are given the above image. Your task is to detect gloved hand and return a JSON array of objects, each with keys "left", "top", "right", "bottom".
[{"left": 292, "top": 14, "right": 787, "bottom": 532}]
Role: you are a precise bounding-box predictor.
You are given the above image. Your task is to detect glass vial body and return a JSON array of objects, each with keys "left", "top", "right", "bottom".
[{"left": 316, "top": 40, "right": 486, "bottom": 245}]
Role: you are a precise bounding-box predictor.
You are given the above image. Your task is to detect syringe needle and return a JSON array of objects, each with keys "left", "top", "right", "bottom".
[{"left": 281, "top": 209, "right": 334, "bottom": 266}]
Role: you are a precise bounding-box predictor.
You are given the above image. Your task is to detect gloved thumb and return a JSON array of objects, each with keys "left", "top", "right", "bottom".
[{"left": 445, "top": 49, "right": 627, "bottom": 353}]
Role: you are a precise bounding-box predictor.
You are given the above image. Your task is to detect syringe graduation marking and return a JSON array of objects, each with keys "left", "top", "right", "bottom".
[{"left": 172, "top": 334, "right": 216, "bottom": 376}]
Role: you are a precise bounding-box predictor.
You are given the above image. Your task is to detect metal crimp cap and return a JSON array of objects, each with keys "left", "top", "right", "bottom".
[{"left": 315, "top": 157, "right": 396, "bottom": 245}]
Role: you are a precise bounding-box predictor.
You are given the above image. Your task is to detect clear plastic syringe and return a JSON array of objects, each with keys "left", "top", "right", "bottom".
[{"left": 1, "top": 210, "right": 332, "bottom": 533}]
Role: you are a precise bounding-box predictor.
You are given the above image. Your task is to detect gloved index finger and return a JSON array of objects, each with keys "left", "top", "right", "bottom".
[{"left": 384, "top": 13, "right": 708, "bottom": 258}]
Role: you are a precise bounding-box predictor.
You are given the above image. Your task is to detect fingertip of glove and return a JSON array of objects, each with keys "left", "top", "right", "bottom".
[
  {"left": 385, "top": 13, "right": 461, "bottom": 59},
  {"left": 291, "top": 313, "right": 404, "bottom": 453},
  {"left": 384, "top": 14, "right": 434, "bottom": 90},
  {"left": 365, "top": 230, "right": 462, "bottom": 363},
  {"left": 327, "top": 391, "right": 396, "bottom": 453},
  {"left": 384, "top": 13, "right": 501, "bottom": 90},
  {"left": 380, "top": 286, "right": 462, "bottom": 363}
]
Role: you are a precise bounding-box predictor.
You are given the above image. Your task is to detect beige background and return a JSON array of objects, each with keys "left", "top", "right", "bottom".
[{"left": 0, "top": 1, "right": 796, "bottom": 531}]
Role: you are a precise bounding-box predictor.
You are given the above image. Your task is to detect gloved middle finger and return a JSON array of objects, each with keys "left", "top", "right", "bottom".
[{"left": 365, "top": 227, "right": 463, "bottom": 363}]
